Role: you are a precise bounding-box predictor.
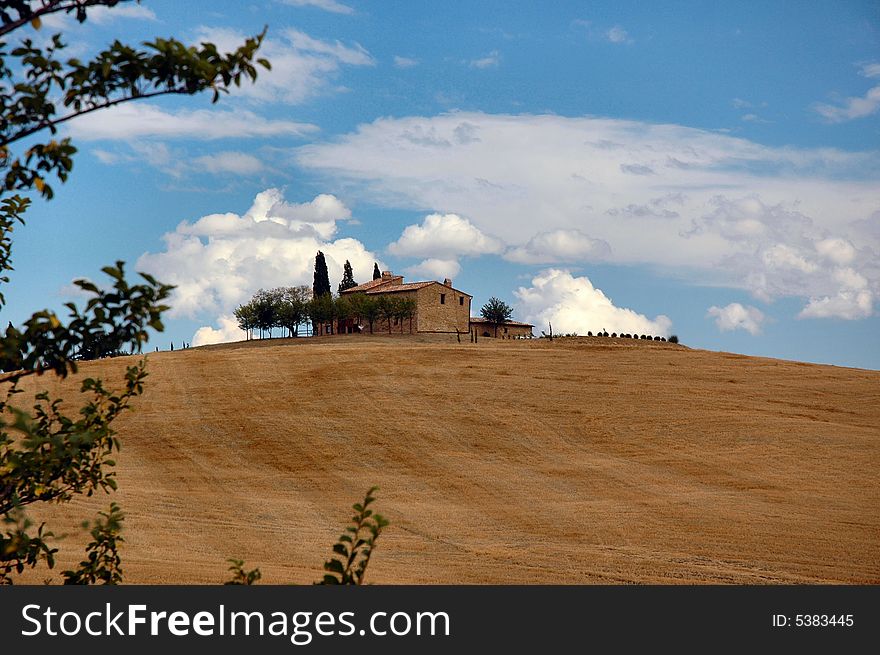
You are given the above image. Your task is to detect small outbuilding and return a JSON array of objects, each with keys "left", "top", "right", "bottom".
[{"left": 469, "top": 317, "right": 534, "bottom": 339}]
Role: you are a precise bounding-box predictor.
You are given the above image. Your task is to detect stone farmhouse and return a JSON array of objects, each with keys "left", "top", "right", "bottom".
[
  {"left": 339, "top": 271, "right": 533, "bottom": 338},
  {"left": 469, "top": 317, "right": 534, "bottom": 339}
]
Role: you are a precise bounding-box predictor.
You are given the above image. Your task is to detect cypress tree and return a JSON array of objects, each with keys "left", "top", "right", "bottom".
[
  {"left": 338, "top": 260, "right": 358, "bottom": 293},
  {"left": 372, "top": 262, "right": 381, "bottom": 280},
  {"left": 313, "top": 251, "right": 331, "bottom": 298}
]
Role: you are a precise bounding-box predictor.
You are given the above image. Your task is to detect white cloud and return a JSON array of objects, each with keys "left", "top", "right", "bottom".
[
  {"left": 798, "top": 290, "right": 873, "bottom": 320},
  {"left": 815, "top": 237, "right": 856, "bottom": 265},
  {"left": 192, "top": 315, "right": 246, "bottom": 347},
  {"left": 707, "top": 303, "right": 765, "bottom": 335},
  {"left": 814, "top": 64, "right": 880, "bottom": 123},
  {"left": 388, "top": 213, "right": 503, "bottom": 259},
  {"left": 91, "top": 143, "right": 267, "bottom": 178},
  {"left": 762, "top": 244, "right": 817, "bottom": 274},
  {"left": 40, "top": 3, "right": 156, "bottom": 30},
  {"left": 87, "top": 4, "right": 157, "bottom": 23},
  {"left": 69, "top": 104, "right": 316, "bottom": 141},
  {"left": 514, "top": 269, "right": 671, "bottom": 336},
  {"left": 470, "top": 50, "right": 500, "bottom": 69},
  {"left": 296, "top": 111, "right": 880, "bottom": 320},
  {"left": 504, "top": 229, "right": 610, "bottom": 264},
  {"left": 193, "top": 151, "right": 265, "bottom": 175},
  {"left": 861, "top": 62, "right": 880, "bottom": 79},
  {"left": 815, "top": 86, "right": 880, "bottom": 122},
  {"left": 405, "top": 258, "right": 461, "bottom": 280},
  {"left": 137, "top": 190, "right": 380, "bottom": 342},
  {"left": 193, "top": 26, "right": 373, "bottom": 105},
  {"left": 606, "top": 26, "right": 631, "bottom": 44},
  {"left": 393, "top": 55, "right": 419, "bottom": 69},
  {"left": 279, "top": 0, "right": 355, "bottom": 14}
]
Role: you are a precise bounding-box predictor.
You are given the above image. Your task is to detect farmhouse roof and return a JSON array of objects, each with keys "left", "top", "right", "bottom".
[
  {"left": 469, "top": 317, "right": 535, "bottom": 327},
  {"left": 342, "top": 277, "right": 400, "bottom": 293},
  {"left": 366, "top": 281, "right": 434, "bottom": 294},
  {"left": 342, "top": 271, "right": 473, "bottom": 298}
]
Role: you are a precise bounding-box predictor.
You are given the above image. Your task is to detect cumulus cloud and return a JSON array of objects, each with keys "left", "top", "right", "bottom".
[
  {"left": 798, "top": 290, "right": 873, "bottom": 320},
  {"left": 191, "top": 26, "right": 374, "bottom": 105},
  {"left": 279, "top": 0, "right": 355, "bottom": 14},
  {"left": 504, "top": 229, "right": 610, "bottom": 264},
  {"left": 192, "top": 316, "right": 246, "bottom": 347},
  {"left": 815, "top": 237, "right": 856, "bottom": 265},
  {"left": 137, "top": 189, "right": 379, "bottom": 343},
  {"left": 514, "top": 269, "right": 671, "bottom": 335},
  {"left": 388, "top": 213, "right": 503, "bottom": 259},
  {"left": 470, "top": 50, "right": 501, "bottom": 69},
  {"left": 405, "top": 258, "right": 461, "bottom": 280},
  {"left": 797, "top": 266, "right": 873, "bottom": 320},
  {"left": 707, "top": 303, "right": 765, "bottom": 335},
  {"left": 69, "top": 104, "right": 316, "bottom": 141},
  {"left": 296, "top": 111, "right": 880, "bottom": 320}
]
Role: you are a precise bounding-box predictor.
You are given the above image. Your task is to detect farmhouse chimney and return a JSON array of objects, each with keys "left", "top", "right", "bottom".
[{"left": 443, "top": 277, "right": 452, "bottom": 287}]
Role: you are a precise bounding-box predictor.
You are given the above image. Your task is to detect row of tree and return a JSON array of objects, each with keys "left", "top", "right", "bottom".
[{"left": 233, "top": 287, "right": 419, "bottom": 338}]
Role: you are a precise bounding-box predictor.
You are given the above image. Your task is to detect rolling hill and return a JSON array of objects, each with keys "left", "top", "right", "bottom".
[{"left": 17, "top": 335, "right": 880, "bottom": 584}]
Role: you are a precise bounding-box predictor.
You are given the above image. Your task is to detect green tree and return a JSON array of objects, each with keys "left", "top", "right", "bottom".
[
  {"left": 337, "top": 259, "right": 357, "bottom": 294},
  {"left": 307, "top": 293, "right": 333, "bottom": 336},
  {"left": 480, "top": 297, "right": 513, "bottom": 337},
  {"left": 0, "top": 0, "right": 270, "bottom": 583},
  {"left": 276, "top": 285, "right": 310, "bottom": 337},
  {"left": 313, "top": 251, "right": 331, "bottom": 299},
  {"left": 334, "top": 294, "right": 352, "bottom": 332},
  {"left": 233, "top": 301, "right": 257, "bottom": 340},
  {"left": 252, "top": 288, "right": 284, "bottom": 339},
  {"left": 377, "top": 295, "right": 398, "bottom": 334},
  {"left": 396, "top": 296, "right": 416, "bottom": 334},
  {"left": 355, "top": 293, "right": 379, "bottom": 334}
]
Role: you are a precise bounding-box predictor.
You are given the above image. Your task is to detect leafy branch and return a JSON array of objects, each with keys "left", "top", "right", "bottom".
[{"left": 319, "top": 486, "right": 389, "bottom": 585}]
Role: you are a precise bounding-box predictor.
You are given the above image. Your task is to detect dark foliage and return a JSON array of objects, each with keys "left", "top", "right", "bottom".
[
  {"left": 318, "top": 487, "right": 389, "bottom": 585},
  {"left": 338, "top": 259, "right": 357, "bottom": 294}
]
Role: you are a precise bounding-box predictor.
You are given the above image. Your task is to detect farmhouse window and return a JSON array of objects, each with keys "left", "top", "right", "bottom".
[
  {"left": 459, "top": 296, "right": 464, "bottom": 305},
  {"left": 440, "top": 293, "right": 446, "bottom": 304}
]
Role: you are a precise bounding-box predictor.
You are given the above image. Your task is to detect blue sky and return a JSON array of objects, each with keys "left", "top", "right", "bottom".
[{"left": 5, "top": 0, "right": 880, "bottom": 368}]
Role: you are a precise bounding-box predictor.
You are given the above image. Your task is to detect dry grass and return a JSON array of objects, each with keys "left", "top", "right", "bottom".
[{"left": 15, "top": 335, "right": 880, "bottom": 584}]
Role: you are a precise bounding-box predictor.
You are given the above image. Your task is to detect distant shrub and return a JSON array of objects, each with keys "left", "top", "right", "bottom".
[
  {"left": 611, "top": 332, "right": 617, "bottom": 338},
  {"left": 654, "top": 336, "right": 661, "bottom": 341},
  {"left": 669, "top": 334, "right": 679, "bottom": 344},
  {"left": 587, "top": 331, "right": 593, "bottom": 336},
  {"left": 660, "top": 337, "right": 666, "bottom": 342},
  {"left": 602, "top": 331, "right": 609, "bottom": 337}
]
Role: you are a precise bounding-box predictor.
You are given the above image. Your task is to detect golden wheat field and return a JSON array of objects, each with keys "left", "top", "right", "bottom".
[{"left": 15, "top": 335, "right": 880, "bottom": 584}]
